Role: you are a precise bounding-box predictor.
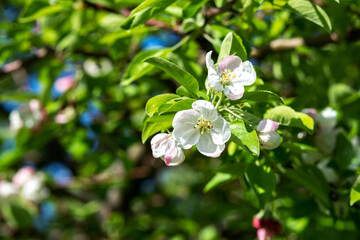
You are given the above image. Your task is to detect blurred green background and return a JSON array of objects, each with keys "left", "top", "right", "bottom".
[{"left": 1, "top": 0, "right": 360, "bottom": 239}]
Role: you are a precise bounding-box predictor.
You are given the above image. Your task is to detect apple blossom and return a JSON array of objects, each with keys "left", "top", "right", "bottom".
[
  {"left": 9, "top": 99, "right": 46, "bottom": 132},
  {"left": 12, "top": 166, "right": 36, "bottom": 188},
  {"left": 54, "top": 106, "right": 76, "bottom": 124},
  {"left": 172, "top": 100, "right": 231, "bottom": 157},
  {"left": 257, "top": 119, "right": 281, "bottom": 150},
  {"left": 0, "top": 180, "right": 17, "bottom": 198},
  {"left": 20, "top": 173, "right": 49, "bottom": 202},
  {"left": 151, "top": 133, "right": 185, "bottom": 166},
  {"left": 319, "top": 107, "right": 337, "bottom": 128},
  {"left": 54, "top": 75, "right": 75, "bottom": 93},
  {"left": 206, "top": 51, "right": 256, "bottom": 100}
]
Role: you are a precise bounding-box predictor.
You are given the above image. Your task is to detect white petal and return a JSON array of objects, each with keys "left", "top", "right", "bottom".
[
  {"left": 172, "top": 109, "right": 201, "bottom": 149},
  {"left": 258, "top": 131, "right": 281, "bottom": 150},
  {"left": 233, "top": 61, "right": 256, "bottom": 86},
  {"left": 223, "top": 83, "right": 245, "bottom": 100},
  {"left": 151, "top": 133, "right": 171, "bottom": 158},
  {"left": 257, "top": 119, "right": 279, "bottom": 133},
  {"left": 162, "top": 140, "right": 185, "bottom": 166},
  {"left": 218, "top": 55, "right": 242, "bottom": 73},
  {"left": 210, "top": 116, "right": 231, "bottom": 145},
  {"left": 172, "top": 109, "right": 200, "bottom": 129},
  {"left": 196, "top": 133, "right": 225, "bottom": 157},
  {"left": 319, "top": 107, "right": 337, "bottom": 128},
  {"left": 206, "top": 51, "right": 223, "bottom": 92},
  {"left": 192, "top": 100, "right": 218, "bottom": 121}
]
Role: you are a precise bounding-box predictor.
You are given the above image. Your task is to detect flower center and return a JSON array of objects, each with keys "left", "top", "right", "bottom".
[
  {"left": 194, "top": 118, "right": 213, "bottom": 134},
  {"left": 221, "top": 69, "right": 236, "bottom": 85}
]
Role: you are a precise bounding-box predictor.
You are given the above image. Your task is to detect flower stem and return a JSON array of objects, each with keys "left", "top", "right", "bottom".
[
  {"left": 215, "top": 92, "right": 224, "bottom": 109},
  {"left": 211, "top": 93, "right": 217, "bottom": 105}
]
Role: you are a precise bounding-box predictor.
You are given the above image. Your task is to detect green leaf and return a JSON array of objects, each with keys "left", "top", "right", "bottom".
[
  {"left": 350, "top": 176, "right": 360, "bottom": 206},
  {"left": 282, "top": 166, "right": 331, "bottom": 207},
  {"left": 223, "top": 107, "right": 261, "bottom": 128},
  {"left": 203, "top": 172, "right": 233, "bottom": 193},
  {"left": 1, "top": 201, "right": 36, "bottom": 229},
  {"left": 121, "top": 0, "right": 174, "bottom": 29},
  {"left": 229, "top": 120, "right": 260, "bottom": 156},
  {"left": 158, "top": 98, "right": 195, "bottom": 114},
  {"left": 183, "top": 0, "right": 208, "bottom": 18},
  {"left": 233, "top": 90, "right": 284, "bottom": 104},
  {"left": 286, "top": 0, "right": 332, "bottom": 32},
  {"left": 145, "top": 94, "right": 179, "bottom": 117},
  {"left": 0, "top": 91, "right": 38, "bottom": 102},
  {"left": 142, "top": 113, "right": 175, "bottom": 143},
  {"left": 218, "top": 32, "right": 248, "bottom": 62},
  {"left": 264, "top": 106, "right": 314, "bottom": 134},
  {"left": 19, "top": 2, "right": 67, "bottom": 23},
  {"left": 245, "top": 161, "right": 276, "bottom": 208},
  {"left": 144, "top": 57, "right": 199, "bottom": 96},
  {"left": 121, "top": 49, "right": 172, "bottom": 86},
  {"left": 334, "top": 132, "right": 354, "bottom": 171}
]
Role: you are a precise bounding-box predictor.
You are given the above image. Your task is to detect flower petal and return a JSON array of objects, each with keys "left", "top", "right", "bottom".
[
  {"left": 163, "top": 140, "right": 185, "bottom": 166},
  {"left": 206, "top": 51, "right": 223, "bottom": 92},
  {"left": 151, "top": 133, "right": 170, "bottom": 158},
  {"left": 192, "top": 100, "right": 218, "bottom": 121},
  {"left": 257, "top": 119, "right": 279, "bottom": 133},
  {"left": 233, "top": 60, "right": 256, "bottom": 86},
  {"left": 218, "top": 55, "right": 242, "bottom": 73},
  {"left": 196, "top": 133, "right": 225, "bottom": 157},
  {"left": 172, "top": 109, "right": 200, "bottom": 129},
  {"left": 258, "top": 131, "right": 281, "bottom": 150},
  {"left": 223, "top": 83, "right": 245, "bottom": 100},
  {"left": 210, "top": 116, "right": 231, "bottom": 145}
]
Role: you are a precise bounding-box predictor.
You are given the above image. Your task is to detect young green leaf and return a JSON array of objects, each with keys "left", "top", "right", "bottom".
[
  {"left": 233, "top": 90, "right": 284, "bottom": 104},
  {"left": 144, "top": 57, "right": 199, "bottom": 96},
  {"left": 145, "top": 94, "right": 179, "bottom": 117},
  {"left": 121, "top": 0, "right": 174, "bottom": 29},
  {"left": 264, "top": 106, "right": 314, "bottom": 134},
  {"left": 218, "top": 32, "right": 248, "bottom": 62},
  {"left": 158, "top": 98, "right": 196, "bottom": 114},
  {"left": 229, "top": 120, "right": 260, "bottom": 156},
  {"left": 245, "top": 161, "right": 276, "bottom": 208},
  {"left": 286, "top": 0, "right": 332, "bottom": 32},
  {"left": 142, "top": 113, "right": 175, "bottom": 143},
  {"left": 350, "top": 176, "right": 360, "bottom": 206},
  {"left": 282, "top": 166, "right": 331, "bottom": 207},
  {"left": 122, "top": 49, "right": 172, "bottom": 86},
  {"left": 203, "top": 172, "right": 233, "bottom": 193}
]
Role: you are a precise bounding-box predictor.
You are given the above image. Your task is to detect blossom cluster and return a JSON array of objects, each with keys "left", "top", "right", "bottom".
[
  {"left": 150, "top": 52, "right": 281, "bottom": 166},
  {"left": 252, "top": 215, "right": 282, "bottom": 240},
  {"left": 0, "top": 166, "right": 49, "bottom": 202}
]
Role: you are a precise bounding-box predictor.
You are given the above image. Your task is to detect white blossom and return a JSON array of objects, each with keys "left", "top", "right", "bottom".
[
  {"left": 257, "top": 119, "right": 281, "bottom": 150},
  {"left": 9, "top": 99, "right": 46, "bottom": 132},
  {"left": 151, "top": 133, "right": 185, "bottom": 166},
  {"left": 0, "top": 181, "right": 17, "bottom": 198},
  {"left": 20, "top": 173, "right": 49, "bottom": 202},
  {"left": 172, "top": 100, "right": 231, "bottom": 157},
  {"left": 206, "top": 51, "right": 256, "bottom": 100}
]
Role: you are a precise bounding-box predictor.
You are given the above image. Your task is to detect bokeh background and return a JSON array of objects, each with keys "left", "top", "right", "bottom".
[{"left": 1, "top": 0, "right": 360, "bottom": 239}]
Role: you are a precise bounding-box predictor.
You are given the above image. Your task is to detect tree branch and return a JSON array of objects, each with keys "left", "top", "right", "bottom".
[{"left": 250, "top": 28, "right": 360, "bottom": 59}]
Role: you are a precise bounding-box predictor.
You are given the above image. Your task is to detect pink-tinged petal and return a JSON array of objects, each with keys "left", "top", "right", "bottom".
[
  {"left": 210, "top": 116, "right": 231, "bottom": 145},
  {"left": 12, "top": 166, "right": 36, "bottom": 188},
  {"left": 163, "top": 140, "right": 185, "bottom": 166},
  {"left": 218, "top": 55, "right": 242, "bottom": 73},
  {"left": 172, "top": 109, "right": 200, "bottom": 129},
  {"left": 233, "top": 61, "right": 256, "bottom": 86},
  {"left": 192, "top": 100, "right": 218, "bottom": 122},
  {"left": 196, "top": 134, "right": 225, "bottom": 157},
  {"left": 257, "top": 119, "right": 279, "bottom": 133},
  {"left": 257, "top": 228, "right": 268, "bottom": 240},
  {"left": 258, "top": 131, "right": 281, "bottom": 150},
  {"left": 151, "top": 133, "right": 171, "bottom": 158},
  {"left": 206, "top": 51, "right": 223, "bottom": 92},
  {"left": 223, "top": 83, "right": 245, "bottom": 100},
  {"left": 54, "top": 75, "right": 74, "bottom": 93}
]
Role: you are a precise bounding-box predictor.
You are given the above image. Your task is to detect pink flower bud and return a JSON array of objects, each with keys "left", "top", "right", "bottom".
[
  {"left": 151, "top": 133, "right": 185, "bottom": 166},
  {"left": 252, "top": 216, "right": 265, "bottom": 229},
  {"left": 257, "top": 119, "right": 281, "bottom": 150},
  {"left": 54, "top": 75, "right": 75, "bottom": 93}
]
